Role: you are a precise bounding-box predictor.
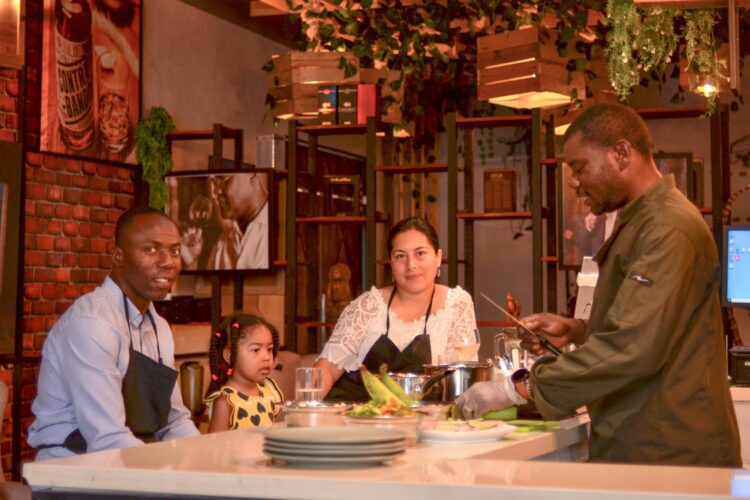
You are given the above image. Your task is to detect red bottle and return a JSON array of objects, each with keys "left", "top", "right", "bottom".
[{"left": 54, "top": 0, "right": 94, "bottom": 151}]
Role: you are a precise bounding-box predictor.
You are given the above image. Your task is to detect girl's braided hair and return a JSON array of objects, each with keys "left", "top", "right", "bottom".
[{"left": 206, "top": 313, "right": 280, "bottom": 395}]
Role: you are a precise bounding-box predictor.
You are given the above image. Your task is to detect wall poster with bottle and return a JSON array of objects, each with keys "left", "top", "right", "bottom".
[{"left": 39, "top": 0, "right": 140, "bottom": 163}]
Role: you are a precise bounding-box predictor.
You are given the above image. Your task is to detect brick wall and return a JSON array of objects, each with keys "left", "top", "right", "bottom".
[
  {"left": 1, "top": 0, "right": 137, "bottom": 475},
  {"left": 19, "top": 155, "right": 135, "bottom": 468}
]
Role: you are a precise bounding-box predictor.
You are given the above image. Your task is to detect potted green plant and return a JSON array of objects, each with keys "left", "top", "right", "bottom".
[{"left": 135, "top": 106, "right": 176, "bottom": 210}]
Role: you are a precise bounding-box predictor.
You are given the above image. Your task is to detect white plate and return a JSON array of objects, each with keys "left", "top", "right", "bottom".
[
  {"left": 264, "top": 443, "right": 405, "bottom": 457},
  {"left": 419, "top": 422, "right": 516, "bottom": 444},
  {"left": 264, "top": 449, "right": 405, "bottom": 465},
  {"left": 264, "top": 440, "right": 406, "bottom": 454},
  {"left": 265, "top": 426, "right": 406, "bottom": 446}
]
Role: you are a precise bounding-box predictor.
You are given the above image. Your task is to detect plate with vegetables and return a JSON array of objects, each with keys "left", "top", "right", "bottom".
[{"left": 418, "top": 419, "right": 517, "bottom": 444}]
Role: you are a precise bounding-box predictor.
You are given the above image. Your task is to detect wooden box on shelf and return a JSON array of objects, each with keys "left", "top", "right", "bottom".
[
  {"left": 484, "top": 169, "right": 516, "bottom": 213},
  {"left": 267, "top": 51, "right": 359, "bottom": 120},
  {"left": 477, "top": 26, "right": 585, "bottom": 109}
]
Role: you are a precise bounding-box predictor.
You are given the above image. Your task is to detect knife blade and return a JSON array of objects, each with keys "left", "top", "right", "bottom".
[{"left": 479, "top": 292, "right": 562, "bottom": 356}]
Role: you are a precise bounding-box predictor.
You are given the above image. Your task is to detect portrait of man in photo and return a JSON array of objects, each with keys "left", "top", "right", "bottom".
[{"left": 166, "top": 171, "right": 270, "bottom": 271}]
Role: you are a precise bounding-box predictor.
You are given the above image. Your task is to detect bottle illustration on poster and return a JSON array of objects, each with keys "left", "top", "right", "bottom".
[{"left": 41, "top": 0, "right": 140, "bottom": 163}]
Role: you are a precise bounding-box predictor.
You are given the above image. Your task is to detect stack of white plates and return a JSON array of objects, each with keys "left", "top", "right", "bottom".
[{"left": 263, "top": 426, "right": 407, "bottom": 465}]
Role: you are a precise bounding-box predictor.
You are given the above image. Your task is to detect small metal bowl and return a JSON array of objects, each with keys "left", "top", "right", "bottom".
[{"left": 282, "top": 401, "right": 351, "bottom": 428}]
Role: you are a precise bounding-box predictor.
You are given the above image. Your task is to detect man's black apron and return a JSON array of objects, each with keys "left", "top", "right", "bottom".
[
  {"left": 36, "top": 291, "right": 177, "bottom": 454},
  {"left": 327, "top": 287, "right": 434, "bottom": 401}
]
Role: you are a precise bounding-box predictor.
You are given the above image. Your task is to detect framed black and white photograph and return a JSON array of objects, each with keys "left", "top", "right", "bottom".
[
  {"left": 165, "top": 169, "right": 273, "bottom": 272},
  {"left": 654, "top": 152, "right": 693, "bottom": 200},
  {"left": 558, "top": 161, "right": 608, "bottom": 269}
]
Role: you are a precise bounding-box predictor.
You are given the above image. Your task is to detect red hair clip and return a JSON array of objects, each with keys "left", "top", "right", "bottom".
[
  {"left": 211, "top": 374, "right": 218, "bottom": 381},
  {"left": 231, "top": 322, "right": 239, "bottom": 329},
  {"left": 226, "top": 368, "right": 233, "bottom": 376},
  {"left": 215, "top": 331, "right": 222, "bottom": 337}
]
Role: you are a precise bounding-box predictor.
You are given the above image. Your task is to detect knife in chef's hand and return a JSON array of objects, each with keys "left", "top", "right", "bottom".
[{"left": 479, "top": 292, "right": 563, "bottom": 356}]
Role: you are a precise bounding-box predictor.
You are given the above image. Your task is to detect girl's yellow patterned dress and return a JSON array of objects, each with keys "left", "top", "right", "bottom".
[{"left": 205, "top": 378, "right": 283, "bottom": 429}]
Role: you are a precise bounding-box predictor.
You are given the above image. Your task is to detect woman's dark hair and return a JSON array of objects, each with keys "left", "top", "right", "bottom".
[
  {"left": 206, "top": 313, "right": 279, "bottom": 395},
  {"left": 563, "top": 102, "right": 654, "bottom": 159},
  {"left": 387, "top": 217, "right": 440, "bottom": 254}
]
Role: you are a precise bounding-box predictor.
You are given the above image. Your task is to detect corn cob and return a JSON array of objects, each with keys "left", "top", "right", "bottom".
[{"left": 378, "top": 365, "right": 416, "bottom": 406}]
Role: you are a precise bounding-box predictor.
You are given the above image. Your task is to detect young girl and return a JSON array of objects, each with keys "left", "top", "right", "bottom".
[{"left": 205, "top": 314, "right": 283, "bottom": 432}]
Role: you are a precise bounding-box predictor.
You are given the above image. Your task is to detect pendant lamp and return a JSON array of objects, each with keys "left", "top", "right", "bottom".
[{"left": 477, "top": 26, "right": 585, "bottom": 110}]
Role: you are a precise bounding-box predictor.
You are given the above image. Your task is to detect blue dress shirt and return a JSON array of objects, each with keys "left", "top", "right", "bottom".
[{"left": 27, "top": 277, "right": 199, "bottom": 460}]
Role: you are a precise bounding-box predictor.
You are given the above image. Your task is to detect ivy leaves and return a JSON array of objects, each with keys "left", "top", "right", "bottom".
[{"left": 135, "top": 107, "right": 176, "bottom": 210}]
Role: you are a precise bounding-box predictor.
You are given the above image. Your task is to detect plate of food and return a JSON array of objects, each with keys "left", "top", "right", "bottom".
[{"left": 418, "top": 419, "right": 516, "bottom": 444}]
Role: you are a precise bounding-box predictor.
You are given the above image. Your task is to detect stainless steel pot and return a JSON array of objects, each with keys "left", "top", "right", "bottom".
[
  {"left": 387, "top": 372, "right": 431, "bottom": 400},
  {"left": 422, "top": 362, "right": 492, "bottom": 402}
]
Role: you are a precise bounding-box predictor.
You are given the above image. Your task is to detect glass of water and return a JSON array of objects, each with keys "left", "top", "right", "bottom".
[{"left": 295, "top": 367, "right": 323, "bottom": 402}]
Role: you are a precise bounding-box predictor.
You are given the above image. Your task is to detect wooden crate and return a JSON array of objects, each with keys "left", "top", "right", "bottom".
[
  {"left": 268, "top": 52, "right": 359, "bottom": 119},
  {"left": 477, "top": 27, "right": 585, "bottom": 109}
]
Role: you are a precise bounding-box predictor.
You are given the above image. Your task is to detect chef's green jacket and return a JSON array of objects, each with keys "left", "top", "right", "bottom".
[{"left": 532, "top": 175, "right": 741, "bottom": 467}]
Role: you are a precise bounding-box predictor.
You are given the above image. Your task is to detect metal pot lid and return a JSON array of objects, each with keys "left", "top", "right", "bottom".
[
  {"left": 387, "top": 372, "right": 429, "bottom": 379},
  {"left": 446, "top": 361, "right": 492, "bottom": 369}
]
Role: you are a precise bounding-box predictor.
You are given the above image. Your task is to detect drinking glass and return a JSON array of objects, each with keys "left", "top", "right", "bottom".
[
  {"left": 452, "top": 328, "right": 481, "bottom": 362},
  {"left": 96, "top": 49, "right": 130, "bottom": 152},
  {"left": 295, "top": 367, "right": 323, "bottom": 402}
]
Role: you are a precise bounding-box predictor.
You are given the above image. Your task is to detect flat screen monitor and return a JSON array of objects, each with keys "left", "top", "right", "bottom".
[{"left": 723, "top": 225, "right": 750, "bottom": 306}]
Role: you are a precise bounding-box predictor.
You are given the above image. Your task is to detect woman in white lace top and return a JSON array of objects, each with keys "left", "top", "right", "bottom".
[{"left": 315, "top": 217, "right": 478, "bottom": 401}]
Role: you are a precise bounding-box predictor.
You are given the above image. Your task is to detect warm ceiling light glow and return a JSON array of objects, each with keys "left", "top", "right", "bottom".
[
  {"left": 488, "top": 91, "right": 575, "bottom": 110},
  {"left": 555, "top": 122, "right": 570, "bottom": 135},
  {"left": 698, "top": 83, "right": 718, "bottom": 97}
]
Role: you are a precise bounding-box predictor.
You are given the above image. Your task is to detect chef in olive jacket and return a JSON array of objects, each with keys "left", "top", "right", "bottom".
[{"left": 458, "top": 103, "right": 741, "bottom": 467}]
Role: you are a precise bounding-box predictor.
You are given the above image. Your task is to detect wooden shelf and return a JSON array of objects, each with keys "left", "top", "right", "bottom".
[
  {"left": 272, "top": 260, "right": 288, "bottom": 267},
  {"left": 477, "top": 320, "right": 516, "bottom": 328},
  {"left": 295, "top": 321, "right": 336, "bottom": 328},
  {"left": 166, "top": 126, "right": 241, "bottom": 142},
  {"left": 296, "top": 212, "right": 387, "bottom": 224},
  {"left": 541, "top": 256, "right": 559, "bottom": 263},
  {"left": 541, "top": 158, "right": 558, "bottom": 166},
  {"left": 296, "top": 215, "right": 366, "bottom": 224},
  {"left": 456, "top": 211, "right": 531, "bottom": 220},
  {"left": 297, "top": 123, "right": 386, "bottom": 136},
  {"left": 636, "top": 106, "right": 707, "bottom": 120},
  {"left": 375, "top": 163, "right": 448, "bottom": 174},
  {"left": 456, "top": 115, "right": 532, "bottom": 129},
  {"left": 699, "top": 207, "right": 713, "bottom": 214}
]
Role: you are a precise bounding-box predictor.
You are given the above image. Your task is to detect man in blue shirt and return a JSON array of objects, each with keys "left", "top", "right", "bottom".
[{"left": 28, "top": 206, "right": 199, "bottom": 459}]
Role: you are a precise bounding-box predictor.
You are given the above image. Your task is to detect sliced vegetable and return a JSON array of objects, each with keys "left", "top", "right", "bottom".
[
  {"left": 360, "top": 366, "right": 398, "bottom": 406},
  {"left": 378, "top": 365, "right": 416, "bottom": 406},
  {"left": 482, "top": 406, "right": 518, "bottom": 421}
]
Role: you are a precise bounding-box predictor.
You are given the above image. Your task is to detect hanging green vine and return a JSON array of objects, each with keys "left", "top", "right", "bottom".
[
  {"left": 684, "top": 9, "right": 725, "bottom": 114},
  {"left": 633, "top": 9, "right": 679, "bottom": 74},
  {"left": 605, "top": 0, "right": 640, "bottom": 99}
]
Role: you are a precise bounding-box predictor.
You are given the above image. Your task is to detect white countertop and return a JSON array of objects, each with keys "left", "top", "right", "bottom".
[{"left": 23, "top": 415, "right": 750, "bottom": 499}]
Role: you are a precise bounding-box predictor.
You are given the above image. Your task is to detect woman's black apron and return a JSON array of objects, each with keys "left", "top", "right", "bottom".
[
  {"left": 327, "top": 287, "right": 434, "bottom": 402},
  {"left": 37, "top": 291, "right": 178, "bottom": 454}
]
